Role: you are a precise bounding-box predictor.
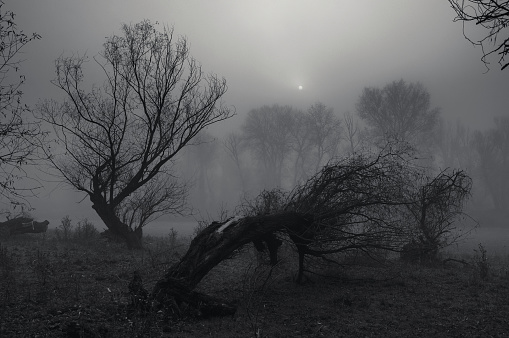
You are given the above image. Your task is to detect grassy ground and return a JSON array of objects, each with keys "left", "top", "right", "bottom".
[{"left": 0, "top": 229, "right": 508, "bottom": 337}]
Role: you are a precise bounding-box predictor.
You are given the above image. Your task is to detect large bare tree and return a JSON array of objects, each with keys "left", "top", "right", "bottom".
[
  {"left": 448, "top": 0, "right": 509, "bottom": 70},
  {"left": 37, "top": 21, "right": 233, "bottom": 248},
  {"left": 0, "top": 1, "right": 41, "bottom": 208}
]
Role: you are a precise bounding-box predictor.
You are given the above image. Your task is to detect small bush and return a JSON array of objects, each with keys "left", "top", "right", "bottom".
[
  {"left": 400, "top": 238, "right": 439, "bottom": 264},
  {"left": 74, "top": 218, "right": 98, "bottom": 240},
  {"left": 56, "top": 215, "right": 73, "bottom": 241}
]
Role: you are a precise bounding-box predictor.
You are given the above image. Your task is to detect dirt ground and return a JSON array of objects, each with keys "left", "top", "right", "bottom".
[{"left": 1, "top": 231, "right": 508, "bottom": 337}]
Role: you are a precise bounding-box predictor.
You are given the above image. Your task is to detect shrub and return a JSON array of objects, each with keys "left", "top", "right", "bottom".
[
  {"left": 56, "top": 215, "right": 73, "bottom": 241},
  {"left": 74, "top": 218, "right": 98, "bottom": 240}
]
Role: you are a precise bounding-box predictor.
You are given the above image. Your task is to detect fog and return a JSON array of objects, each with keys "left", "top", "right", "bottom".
[{"left": 5, "top": 1, "right": 509, "bottom": 243}]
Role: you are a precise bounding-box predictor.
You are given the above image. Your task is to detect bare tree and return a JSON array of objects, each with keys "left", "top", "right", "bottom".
[
  {"left": 306, "top": 102, "right": 342, "bottom": 172},
  {"left": 288, "top": 110, "right": 313, "bottom": 185},
  {"left": 437, "top": 119, "right": 474, "bottom": 170},
  {"left": 342, "top": 111, "right": 363, "bottom": 155},
  {"left": 223, "top": 132, "right": 247, "bottom": 194},
  {"left": 242, "top": 104, "right": 295, "bottom": 188},
  {"left": 149, "top": 144, "right": 473, "bottom": 314},
  {"left": 471, "top": 116, "right": 509, "bottom": 212},
  {"left": 0, "top": 1, "right": 42, "bottom": 208},
  {"left": 448, "top": 0, "right": 509, "bottom": 70},
  {"left": 402, "top": 169, "right": 474, "bottom": 263},
  {"left": 37, "top": 21, "right": 233, "bottom": 248},
  {"left": 356, "top": 79, "right": 440, "bottom": 151},
  {"left": 182, "top": 131, "right": 220, "bottom": 213}
]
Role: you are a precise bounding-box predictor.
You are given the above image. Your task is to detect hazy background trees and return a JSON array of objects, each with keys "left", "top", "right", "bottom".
[
  {"left": 472, "top": 117, "right": 509, "bottom": 212},
  {"left": 37, "top": 21, "right": 233, "bottom": 248},
  {"left": 0, "top": 1, "right": 41, "bottom": 209},
  {"left": 238, "top": 102, "right": 342, "bottom": 191},
  {"left": 173, "top": 73, "right": 509, "bottom": 236}
]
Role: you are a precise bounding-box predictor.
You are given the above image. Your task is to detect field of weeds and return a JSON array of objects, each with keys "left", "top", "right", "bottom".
[{"left": 1, "top": 227, "right": 508, "bottom": 337}]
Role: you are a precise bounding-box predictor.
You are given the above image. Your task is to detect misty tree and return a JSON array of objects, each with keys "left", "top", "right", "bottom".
[
  {"left": 37, "top": 21, "right": 233, "bottom": 249},
  {"left": 448, "top": 0, "right": 509, "bottom": 70},
  {"left": 0, "top": 1, "right": 42, "bottom": 208},
  {"left": 181, "top": 131, "right": 220, "bottom": 213},
  {"left": 306, "top": 102, "right": 342, "bottom": 173},
  {"left": 342, "top": 111, "right": 363, "bottom": 155},
  {"left": 288, "top": 110, "right": 313, "bottom": 185},
  {"left": 471, "top": 117, "right": 509, "bottom": 212},
  {"left": 242, "top": 104, "right": 295, "bottom": 188},
  {"left": 437, "top": 119, "right": 475, "bottom": 170},
  {"left": 356, "top": 79, "right": 440, "bottom": 152},
  {"left": 223, "top": 132, "right": 247, "bottom": 194}
]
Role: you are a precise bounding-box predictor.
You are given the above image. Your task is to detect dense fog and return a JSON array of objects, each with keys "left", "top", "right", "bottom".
[{"left": 4, "top": 1, "right": 509, "bottom": 244}]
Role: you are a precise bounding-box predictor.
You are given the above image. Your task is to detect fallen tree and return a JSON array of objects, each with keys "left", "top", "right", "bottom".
[
  {"left": 151, "top": 212, "right": 312, "bottom": 316},
  {"left": 0, "top": 217, "right": 49, "bottom": 237},
  {"left": 150, "top": 145, "right": 419, "bottom": 315},
  {"left": 149, "top": 144, "right": 473, "bottom": 316}
]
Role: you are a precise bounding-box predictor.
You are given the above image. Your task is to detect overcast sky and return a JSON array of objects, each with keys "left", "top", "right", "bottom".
[{"left": 6, "top": 1, "right": 509, "bottom": 225}]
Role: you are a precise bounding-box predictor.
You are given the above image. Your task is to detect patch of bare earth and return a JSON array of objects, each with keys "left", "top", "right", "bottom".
[{"left": 1, "top": 234, "right": 508, "bottom": 337}]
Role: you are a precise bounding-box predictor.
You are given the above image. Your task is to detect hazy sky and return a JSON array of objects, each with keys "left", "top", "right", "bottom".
[{"left": 6, "top": 1, "right": 509, "bottom": 225}]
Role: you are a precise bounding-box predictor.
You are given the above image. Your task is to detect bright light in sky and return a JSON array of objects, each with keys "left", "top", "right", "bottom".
[{"left": 298, "top": 85, "right": 303, "bottom": 90}]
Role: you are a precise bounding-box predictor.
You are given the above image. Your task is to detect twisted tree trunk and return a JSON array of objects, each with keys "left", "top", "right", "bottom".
[
  {"left": 150, "top": 212, "right": 312, "bottom": 316},
  {"left": 91, "top": 198, "right": 143, "bottom": 249}
]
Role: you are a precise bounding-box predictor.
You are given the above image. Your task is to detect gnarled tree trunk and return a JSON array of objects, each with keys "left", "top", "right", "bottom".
[
  {"left": 92, "top": 198, "right": 143, "bottom": 249},
  {"left": 150, "top": 212, "right": 312, "bottom": 316}
]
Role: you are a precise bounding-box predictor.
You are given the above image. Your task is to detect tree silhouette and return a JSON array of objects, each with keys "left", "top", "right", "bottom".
[
  {"left": 448, "top": 0, "right": 509, "bottom": 70},
  {"left": 38, "top": 21, "right": 232, "bottom": 248},
  {"left": 0, "top": 1, "right": 42, "bottom": 208}
]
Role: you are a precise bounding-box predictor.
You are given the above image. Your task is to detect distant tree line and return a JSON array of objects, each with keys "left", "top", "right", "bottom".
[
  {"left": 182, "top": 80, "right": 507, "bottom": 219},
  {"left": 1, "top": 0, "right": 507, "bottom": 252}
]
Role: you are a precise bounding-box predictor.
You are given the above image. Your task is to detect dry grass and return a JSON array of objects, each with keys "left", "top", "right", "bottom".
[{"left": 1, "top": 229, "right": 508, "bottom": 337}]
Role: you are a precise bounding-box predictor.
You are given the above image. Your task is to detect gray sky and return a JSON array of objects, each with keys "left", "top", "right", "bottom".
[{"left": 6, "top": 1, "right": 509, "bottom": 225}]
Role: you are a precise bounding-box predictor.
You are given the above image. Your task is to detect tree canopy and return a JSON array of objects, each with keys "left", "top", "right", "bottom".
[
  {"left": 356, "top": 79, "right": 440, "bottom": 149},
  {"left": 37, "top": 21, "right": 233, "bottom": 248}
]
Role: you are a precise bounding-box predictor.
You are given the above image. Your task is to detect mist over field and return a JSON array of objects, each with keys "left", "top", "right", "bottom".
[
  {"left": 4, "top": 2, "right": 509, "bottom": 336},
  {"left": 4, "top": 1, "right": 509, "bottom": 252}
]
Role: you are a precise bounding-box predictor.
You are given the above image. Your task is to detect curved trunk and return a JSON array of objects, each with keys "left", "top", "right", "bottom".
[
  {"left": 151, "top": 212, "right": 313, "bottom": 313},
  {"left": 91, "top": 197, "right": 143, "bottom": 249}
]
